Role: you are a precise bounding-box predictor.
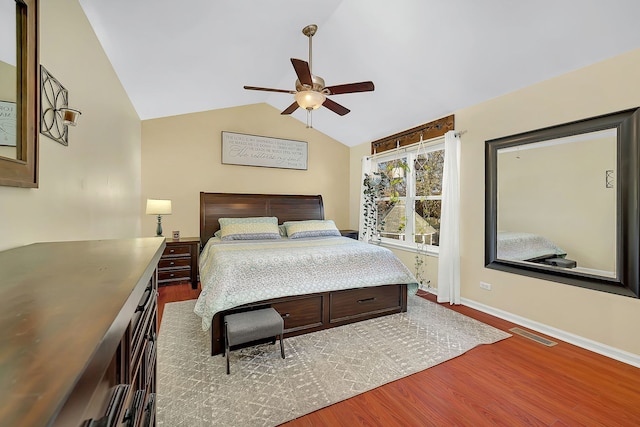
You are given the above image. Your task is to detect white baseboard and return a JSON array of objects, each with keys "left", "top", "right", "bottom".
[{"left": 460, "top": 297, "right": 640, "bottom": 369}]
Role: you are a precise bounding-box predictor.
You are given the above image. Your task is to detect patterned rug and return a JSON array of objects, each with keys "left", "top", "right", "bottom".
[{"left": 157, "top": 295, "right": 511, "bottom": 426}]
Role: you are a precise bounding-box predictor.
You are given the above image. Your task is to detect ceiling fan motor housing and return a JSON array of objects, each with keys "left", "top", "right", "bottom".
[{"left": 295, "top": 75, "right": 326, "bottom": 93}]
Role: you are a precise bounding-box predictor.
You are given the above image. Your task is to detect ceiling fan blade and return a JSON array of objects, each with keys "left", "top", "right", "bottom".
[
  {"left": 323, "top": 98, "right": 350, "bottom": 116},
  {"left": 325, "top": 81, "right": 375, "bottom": 95},
  {"left": 244, "top": 85, "right": 296, "bottom": 94},
  {"left": 281, "top": 102, "right": 299, "bottom": 115},
  {"left": 291, "top": 58, "right": 313, "bottom": 87}
]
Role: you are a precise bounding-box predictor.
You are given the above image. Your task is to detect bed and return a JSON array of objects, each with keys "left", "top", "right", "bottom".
[
  {"left": 497, "top": 231, "right": 568, "bottom": 262},
  {"left": 196, "top": 192, "right": 418, "bottom": 355}
]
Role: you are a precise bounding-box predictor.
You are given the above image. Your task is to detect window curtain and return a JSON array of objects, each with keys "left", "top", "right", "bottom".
[
  {"left": 359, "top": 155, "right": 373, "bottom": 242},
  {"left": 437, "top": 131, "right": 461, "bottom": 304}
]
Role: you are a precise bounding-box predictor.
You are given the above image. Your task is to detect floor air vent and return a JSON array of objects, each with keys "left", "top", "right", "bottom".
[{"left": 509, "top": 327, "right": 557, "bottom": 347}]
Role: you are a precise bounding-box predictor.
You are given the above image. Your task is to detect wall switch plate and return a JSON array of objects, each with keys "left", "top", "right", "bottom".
[{"left": 480, "top": 281, "right": 492, "bottom": 291}]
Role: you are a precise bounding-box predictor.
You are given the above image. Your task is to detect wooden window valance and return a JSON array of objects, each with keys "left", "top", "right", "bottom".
[{"left": 371, "top": 115, "right": 455, "bottom": 155}]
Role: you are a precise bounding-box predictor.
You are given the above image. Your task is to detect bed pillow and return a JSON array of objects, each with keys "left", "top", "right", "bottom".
[
  {"left": 284, "top": 219, "right": 341, "bottom": 239},
  {"left": 218, "top": 217, "right": 280, "bottom": 241}
]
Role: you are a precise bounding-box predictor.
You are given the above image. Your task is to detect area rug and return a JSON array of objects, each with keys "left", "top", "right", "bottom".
[{"left": 157, "top": 295, "right": 511, "bottom": 426}]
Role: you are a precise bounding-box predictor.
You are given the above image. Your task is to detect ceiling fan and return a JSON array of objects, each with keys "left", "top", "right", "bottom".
[{"left": 243, "top": 24, "right": 374, "bottom": 123}]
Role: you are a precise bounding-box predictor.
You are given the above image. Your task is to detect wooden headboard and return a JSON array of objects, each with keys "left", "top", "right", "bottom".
[{"left": 199, "top": 192, "right": 325, "bottom": 246}]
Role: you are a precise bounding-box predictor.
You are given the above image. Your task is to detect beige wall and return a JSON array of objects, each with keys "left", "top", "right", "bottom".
[
  {"left": 0, "top": 0, "right": 141, "bottom": 251},
  {"left": 350, "top": 48, "right": 640, "bottom": 356},
  {"left": 141, "top": 103, "right": 350, "bottom": 238},
  {"left": 461, "top": 48, "right": 640, "bottom": 355},
  {"left": 348, "top": 139, "right": 369, "bottom": 231},
  {"left": 0, "top": 61, "right": 15, "bottom": 101}
]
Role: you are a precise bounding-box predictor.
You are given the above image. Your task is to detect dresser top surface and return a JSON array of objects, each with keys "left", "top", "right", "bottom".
[
  {"left": 165, "top": 236, "right": 200, "bottom": 244},
  {"left": 0, "top": 237, "right": 165, "bottom": 427}
]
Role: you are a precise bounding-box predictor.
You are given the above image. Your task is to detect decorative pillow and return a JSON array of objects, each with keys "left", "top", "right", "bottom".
[
  {"left": 218, "top": 217, "right": 280, "bottom": 241},
  {"left": 284, "top": 219, "right": 341, "bottom": 239},
  {"left": 278, "top": 224, "right": 287, "bottom": 237},
  {"left": 218, "top": 216, "right": 278, "bottom": 227}
]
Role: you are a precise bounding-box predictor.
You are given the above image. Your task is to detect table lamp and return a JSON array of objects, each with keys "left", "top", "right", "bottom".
[{"left": 146, "top": 199, "right": 172, "bottom": 236}]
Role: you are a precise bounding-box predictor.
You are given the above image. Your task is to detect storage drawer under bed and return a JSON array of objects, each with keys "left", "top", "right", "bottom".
[
  {"left": 210, "top": 284, "right": 407, "bottom": 356},
  {"left": 329, "top": 285, "right": 403, "bottom": 323},
  {"left": 271, "top": 295, "right": 324, "bottom": 333}
]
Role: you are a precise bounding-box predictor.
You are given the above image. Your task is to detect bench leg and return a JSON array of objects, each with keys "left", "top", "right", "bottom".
[
  {"left": 225, "top": 322, "right": 231, "bottom": 374},
  {"left": 279, "top": 334, "right": 285, "bottom": 359}
]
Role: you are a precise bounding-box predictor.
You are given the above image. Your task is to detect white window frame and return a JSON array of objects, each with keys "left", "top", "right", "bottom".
[{"left": 371, "top": 139, "right": 444, "bottom": 254}]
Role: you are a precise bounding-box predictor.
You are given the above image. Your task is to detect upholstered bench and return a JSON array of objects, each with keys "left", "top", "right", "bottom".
[{"left": 224, "top": 307, "right": 285, "bottom": 374}]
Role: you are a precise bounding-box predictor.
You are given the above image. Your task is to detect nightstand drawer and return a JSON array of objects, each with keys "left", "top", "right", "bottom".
[
  {"left": 158, "top": 257, "right": 191, "bottom": 270},
  {"left": 158, "top": 268, "right": 191, "bottom": 283},
  {"left": 163, "top": 244, "right": 192, "bottom": 257}
]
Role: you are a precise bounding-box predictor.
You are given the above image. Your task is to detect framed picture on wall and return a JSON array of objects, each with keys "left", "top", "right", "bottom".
[
  {"left": 0, "top": 100, "right": 16, "bottom": 147},
  {"left": 222, "top": 131, "right": 308, "bottom": 170}
]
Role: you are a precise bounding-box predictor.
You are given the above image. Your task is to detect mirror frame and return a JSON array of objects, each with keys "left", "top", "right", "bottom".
[
  {"left": 0, "top": 0, "right": 38, "bottom": 188},
  {"left": 485, "top": 108, "right": 640, "bottom": 298}
]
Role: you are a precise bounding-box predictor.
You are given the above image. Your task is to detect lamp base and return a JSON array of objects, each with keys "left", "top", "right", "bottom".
[{"left": 156, "top": 215, "right": 163, "bottom": 237}]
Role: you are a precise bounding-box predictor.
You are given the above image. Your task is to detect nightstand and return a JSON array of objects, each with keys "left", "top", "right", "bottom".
[
  {"left": 340, "top": 229, "right": 359, "bottom": 240},
  {"left": 158, "top": 237, "right": 200, "bottom": 289}
]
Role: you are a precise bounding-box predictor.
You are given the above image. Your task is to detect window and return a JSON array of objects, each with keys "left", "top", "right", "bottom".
[{"left": 371, "top": 140, "right": 444, "bottom": 252}]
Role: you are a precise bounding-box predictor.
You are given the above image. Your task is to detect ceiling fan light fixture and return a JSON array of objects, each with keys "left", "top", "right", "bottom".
[{"left": 295, "top": 90, "right": 325, "bottom": 110}]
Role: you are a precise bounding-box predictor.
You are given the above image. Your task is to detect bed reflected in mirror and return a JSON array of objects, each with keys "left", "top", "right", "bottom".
[{"left": 485, "top": 108, "right": 640, "bottom": 298}]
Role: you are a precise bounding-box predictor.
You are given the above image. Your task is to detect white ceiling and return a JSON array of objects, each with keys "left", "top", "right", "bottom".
[{"left": 79, "top": 0, "right": 640, "bottom": 147}]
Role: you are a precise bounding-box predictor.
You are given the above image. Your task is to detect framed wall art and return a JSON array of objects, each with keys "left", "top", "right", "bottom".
[
  {"left": 222, "top": 131, "right": 308, "bottom": 170},
  {"left": 0, "top": 101, "right": 16, "bottom": 147}
]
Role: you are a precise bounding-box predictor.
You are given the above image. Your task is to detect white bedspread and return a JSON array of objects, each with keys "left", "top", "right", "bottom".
[
  {"left": 497, "top": 231, "right": 567, "bottom": 261},
  {"left": 194, "top": 236, "right": 418, "bottom": 330}
]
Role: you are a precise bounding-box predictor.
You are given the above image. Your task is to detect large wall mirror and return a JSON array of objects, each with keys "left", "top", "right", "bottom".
[
  {"left": 0, "top": 0, "right": 38, "bottom": 188},
  {"left": 485, "top": 108, "right": 640, "bottom": 298}
]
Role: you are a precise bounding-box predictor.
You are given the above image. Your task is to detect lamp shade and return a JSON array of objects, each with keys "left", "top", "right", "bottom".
[
  {"left": 146, "top": 199, "right": 172, "bottom": 215},
  {"left": 295, "top": 90, "right": 326, "bottom": 110}
]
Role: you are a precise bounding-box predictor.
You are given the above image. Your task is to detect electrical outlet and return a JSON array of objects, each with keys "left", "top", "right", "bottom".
[{"left": 480, "top": 281, "right": 492, "bottom": 291}]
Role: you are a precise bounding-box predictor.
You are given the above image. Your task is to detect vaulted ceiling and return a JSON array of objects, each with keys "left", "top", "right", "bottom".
[{"left": 79, "top": 0, "right": 640, "bottom": 147}]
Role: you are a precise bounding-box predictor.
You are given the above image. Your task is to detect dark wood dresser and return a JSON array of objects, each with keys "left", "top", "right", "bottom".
[
  {"left": 158, "top": 237, "right": 199, "bottom": 289},
  {"left": 339, "top": 229, "right": 359, "bottom": 240},
  {"left": 0, "top": 238, "right": 165, "bottom": 427}
]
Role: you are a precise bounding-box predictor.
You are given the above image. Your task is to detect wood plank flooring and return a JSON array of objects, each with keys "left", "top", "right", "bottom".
[{"left": 159, "top": 284, "right": 640, "bottom": 426}]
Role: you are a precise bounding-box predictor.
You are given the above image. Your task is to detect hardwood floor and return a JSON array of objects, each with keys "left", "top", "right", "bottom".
[
  {"left": 159, "top": 284, "right": 640, "bottom": 426},
  {"left": 158, "top": 282, "right": 200, "bottom": 324}
]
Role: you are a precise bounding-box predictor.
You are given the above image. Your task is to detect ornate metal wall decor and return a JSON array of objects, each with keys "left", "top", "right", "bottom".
[
  {"left": 40, "top": 66, "right": 71, "bottom": 145},
  {"left": 606, "top": 169, "right": 615, "bottom": 188}
]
